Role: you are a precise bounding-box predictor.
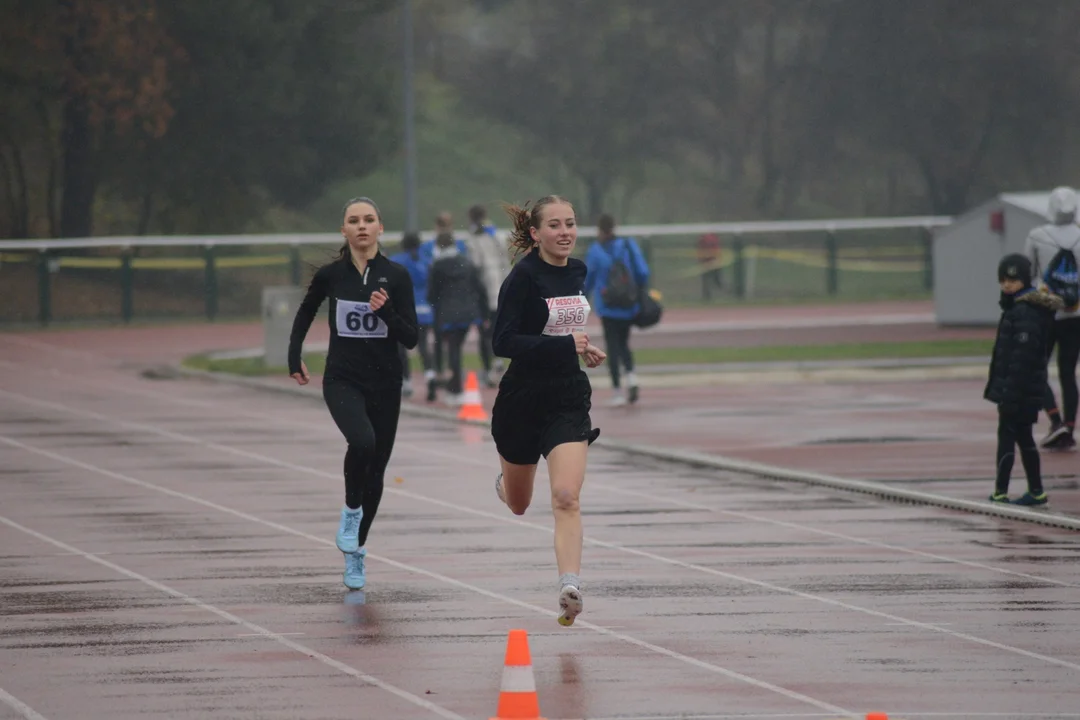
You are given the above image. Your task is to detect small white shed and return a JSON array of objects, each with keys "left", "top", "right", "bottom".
[{"left": 933, "top": 191, "right": 1054, "bottom": 326}]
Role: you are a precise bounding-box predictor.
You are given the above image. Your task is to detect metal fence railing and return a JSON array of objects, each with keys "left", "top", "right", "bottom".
[{"left": 0, "top": 215, "right": 951, "bottom": 326}]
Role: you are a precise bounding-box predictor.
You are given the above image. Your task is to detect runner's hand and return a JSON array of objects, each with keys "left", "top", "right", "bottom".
[
  {"left": 291, "top": 361, "right": 310, "bottom": 386},
  {"left": 571, "top": 331, "right": 589, "bottom": 354},
  {"left": 583, "top": 344, "right": 607, "bottom": 368},
  {"left": 370, "top": 289, "right": 389, "bottom": 311}
]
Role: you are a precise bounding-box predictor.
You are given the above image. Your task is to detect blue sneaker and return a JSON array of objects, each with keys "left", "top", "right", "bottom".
[
  {"left": 336, "top": 506, "right": 362, "bottom": 553},
  {"left": 343, "top": 548, "right": 366, "bottom": 590},
  {"left": 1013, "top": 491, "right": 1048, "bottom": 506}
]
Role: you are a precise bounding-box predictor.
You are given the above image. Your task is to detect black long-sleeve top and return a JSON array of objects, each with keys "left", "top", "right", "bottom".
[
  {"left": 492, "top": 247, "right": 590, "bottom": 381},
  {"left": 287, "top": 252, "right": 418, "bottom": 387}
]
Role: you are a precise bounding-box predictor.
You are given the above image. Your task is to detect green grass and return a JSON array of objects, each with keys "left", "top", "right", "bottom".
[{"left": 182, "top": 338, "right": 993, "bottom": 377}]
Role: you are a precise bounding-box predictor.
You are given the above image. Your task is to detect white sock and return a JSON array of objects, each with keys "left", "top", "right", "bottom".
[{"left": 559, "top": 573, "right": 581, "bottom": 590}]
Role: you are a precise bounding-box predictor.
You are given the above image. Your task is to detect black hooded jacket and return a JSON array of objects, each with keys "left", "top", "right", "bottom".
[{"left": 984, "top": 289, "right": 1063, "bottom": 419}]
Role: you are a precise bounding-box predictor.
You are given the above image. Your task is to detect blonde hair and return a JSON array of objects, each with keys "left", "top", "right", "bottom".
[{"left": 501, "top": 195, "right": 573, "bottom": 257}]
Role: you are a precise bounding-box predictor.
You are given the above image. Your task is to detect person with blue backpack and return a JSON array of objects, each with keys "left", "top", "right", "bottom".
[
  {"left": 584, "top": 213, "right": 650, "bottom": 406},
  {"left": 390, "top": 231, "right": 437, "bottom": 401},
  {"left": 1023, "top": 186, "right": 1080, "bottom": 451}
]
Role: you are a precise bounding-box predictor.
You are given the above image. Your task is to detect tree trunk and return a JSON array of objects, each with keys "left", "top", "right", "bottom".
[{"left": 59, "top": 95, "right": 97, "bottom": 238}]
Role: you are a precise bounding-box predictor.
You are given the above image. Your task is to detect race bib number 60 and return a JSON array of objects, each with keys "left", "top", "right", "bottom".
[
  {"left": 336, "top": 300, "right": 388, "bottom": 339},
  {"left": 542, "top": 295, "right": 591, "bottom": 336}
]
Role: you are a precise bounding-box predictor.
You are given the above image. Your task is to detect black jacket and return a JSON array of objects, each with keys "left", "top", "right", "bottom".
[
  {"left": 492, "top": 248, "right": 589, "bottom": 381},
  {"left": 288, "top": 252, "right": 418, "bottom": 387},
  {"left": 984, "top": 289, "right": 1062, "bottom": 420},
  {"left": 428, "top": 248, "right": 488, "bottom": 331}
]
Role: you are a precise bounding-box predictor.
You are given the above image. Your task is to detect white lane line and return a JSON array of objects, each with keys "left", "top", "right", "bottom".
[
  {"left": 4, "top": 390, "right": 1079, "bottom": 675},
  {"left": 0, "top": 433, "right": 852, "bottom": 716},
  {"left": 0, "top": 512, "right": 465, "bottom": 720}
]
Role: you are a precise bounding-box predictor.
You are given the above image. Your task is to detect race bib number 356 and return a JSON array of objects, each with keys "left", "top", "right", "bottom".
[
  {"left": 336, "top": 300, "right": 388, "bottom": 339},
  {"left": 542, "top": 295, "right": 591, "bottom": 336}
]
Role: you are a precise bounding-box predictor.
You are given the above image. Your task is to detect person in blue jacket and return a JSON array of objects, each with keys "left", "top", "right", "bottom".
[
  {"left": 391, "top": 231, "right": 437, "bottom": 401},
  {"left": 584, "top": 213, "right": 650, "bottom": 405},
  {"left": 418, "top": 212, "right": 469, "bottom": 391}
]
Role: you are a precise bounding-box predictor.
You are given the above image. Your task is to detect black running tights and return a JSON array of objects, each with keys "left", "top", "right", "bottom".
[
  {"left": 995, "top": 413, "right": 1042, "bottom": 495},
  {"left": 322, "top": 377, "right": 402, "bottom": 547},
  {"left": 1043, "top": 317, "right": 1080, "bottom": 425}
]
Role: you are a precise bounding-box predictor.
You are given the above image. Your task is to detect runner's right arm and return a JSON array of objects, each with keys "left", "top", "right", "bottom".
[{"left": 288, "top": 264, "right": 330, "bottom": 376}]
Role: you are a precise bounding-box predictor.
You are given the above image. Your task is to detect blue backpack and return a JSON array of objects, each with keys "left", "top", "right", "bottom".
[
  {"left": 1044, "top": 246, "right": 1080, "bottom": 312},
  {"left": 600, "top": 240, "right": 640, "bottom": 309}
]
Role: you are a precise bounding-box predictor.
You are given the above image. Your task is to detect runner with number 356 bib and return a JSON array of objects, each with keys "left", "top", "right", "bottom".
[
  {"left": 490, "top": 194, "right": 607, "bottom": 627},
  {"left": 287, "top": 196, "right": 418, "bottom": 592}
]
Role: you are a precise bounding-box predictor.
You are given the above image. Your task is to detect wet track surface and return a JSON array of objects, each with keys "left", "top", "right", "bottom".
[{"left": 2, "top": 334, "right": 1080, "bottom": 720}]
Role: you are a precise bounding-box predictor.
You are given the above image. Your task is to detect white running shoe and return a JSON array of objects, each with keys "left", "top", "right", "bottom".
[
  {"left": 495, "top": 472, "right": 506, "bottom": 506},
  {"left": 557, "top": 584, "right": 583, "bottom": 626}
]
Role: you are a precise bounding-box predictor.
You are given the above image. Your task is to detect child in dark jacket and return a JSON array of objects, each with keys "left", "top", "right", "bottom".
[{"left": 984, "top": 253, "right": 1062, "bottom": 506}]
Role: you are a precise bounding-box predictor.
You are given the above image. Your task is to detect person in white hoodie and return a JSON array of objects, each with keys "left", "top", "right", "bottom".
[
  {"left": 464, "top": 204, "right": 511, "bottom": 387},
  {"left": 1023, "top": 186, "right": 1080, "bottom": 450}
]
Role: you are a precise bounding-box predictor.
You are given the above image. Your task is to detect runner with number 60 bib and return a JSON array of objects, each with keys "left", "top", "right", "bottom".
[
  {"left": 288, "top": 197, "right": 418, "bottom": 591},
  {"left": 490, "top": 194, "right": 607, "bottom": 627}
]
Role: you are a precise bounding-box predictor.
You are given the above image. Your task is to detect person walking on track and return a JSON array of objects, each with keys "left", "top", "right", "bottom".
[
  {"left": 584, "top": 213, "right": 651, "bottom": 406},
  {"left": 287, "top": 196, "right": 418, "bottom": 591},
  {"left": 489, "top": 194, "right": 607, "bottom": 627},
  {"left": 465, "top": 203, "right": 511, "bottom": 387},
  {"left": 390, "top": 231, "right": 436, "bottom": 401},
  {"left": 1024, "top": 186, "right": 1080, "bottom": 451}
]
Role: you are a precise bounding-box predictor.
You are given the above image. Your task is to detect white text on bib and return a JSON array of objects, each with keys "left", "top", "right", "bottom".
[
  {"left": 336, "top": 300, "right": 388, "bottom": 339},
  {"left": 542, "top": 295, "right": 591, "bottom": 336}
]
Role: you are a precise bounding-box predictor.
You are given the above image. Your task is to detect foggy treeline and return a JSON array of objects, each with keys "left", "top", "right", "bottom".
[{"left": 3, "top": 0, "right": 1079, "bottom": 239}]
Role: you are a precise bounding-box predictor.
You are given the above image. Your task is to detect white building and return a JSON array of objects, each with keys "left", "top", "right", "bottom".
[{"left": 933, "top": 191, "right": 1055, "bottom": 326}]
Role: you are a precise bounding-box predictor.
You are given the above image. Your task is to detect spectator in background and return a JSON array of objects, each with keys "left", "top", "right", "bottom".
[
  {"left": 428, "top": 225, "right": 488, "bottom": 406},
  {"left": 390, "top": 231, "right": 436, "bottom": 401},
  {"left": 697, "top": 232, "right": 724, "bottom": 300},
  {"left": 984, "top": 253, "right": 1057, "bottom": 506},
  {"left": 1023, "top": 186, "right": 1080, "bottom": 451},
  {"left": 420, "top": 212, "right": 469, "bottom": 390},
  {"left": 584, "top": 213, "right": 650, "bottom": 406},
  {"left": 465, "top": 204, "right": 511, "bottom": 387}
]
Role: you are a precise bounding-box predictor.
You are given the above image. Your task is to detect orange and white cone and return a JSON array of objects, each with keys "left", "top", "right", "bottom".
[
  {"left": 458, "top": 370, "right": 488, "bottom": 421},
  {"left": 490, "top": 629, "right": 545, "bottom": 720}
]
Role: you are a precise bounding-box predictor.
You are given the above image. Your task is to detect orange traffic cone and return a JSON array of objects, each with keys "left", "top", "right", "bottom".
[
  {"left": 491, "top": 629, "right": 544, "bottom": 720},
  {"left": 458, "top": 370, "right": 488, "bottom": 421}
]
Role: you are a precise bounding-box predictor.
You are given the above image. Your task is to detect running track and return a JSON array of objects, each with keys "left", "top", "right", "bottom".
[{"left": 1, "top": 323, "right": 1078, "bottom": 720}]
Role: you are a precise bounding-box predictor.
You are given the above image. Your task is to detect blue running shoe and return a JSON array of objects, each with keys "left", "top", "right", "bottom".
[
  {"left": 336, "top": 506, "right": 362, "bottom": 553},
  {"left": 343, "top": 548, "right": 366, "bottom": 590},
  {"left": 1013, "top": 491, "right": 1048, "bottom": 506}
]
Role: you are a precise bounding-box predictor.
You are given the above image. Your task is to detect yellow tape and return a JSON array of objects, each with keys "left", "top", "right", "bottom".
[
  {"left": 132, "top": 257, "right": 205, "bottom": 269},
  {"left": 0, "top": 253, "right": 33, "bottom": 263},
  {"left": 58, "top": 257, "right": 123, "bottom": 269},
  {"left": 653, "top": 245, "right": 922, "bottom": 261},
  {"left": 216, "top": 255, "right": 290, "bottom": 268},
  {"left": 669, "top": 245, "right": 923, "bottom": 278}
]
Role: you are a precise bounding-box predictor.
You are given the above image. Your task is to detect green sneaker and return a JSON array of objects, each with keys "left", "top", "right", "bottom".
[
  {"left": 988, "top": 492, "right": 1010, "bottom": 503},
  {"left": 1013, "top": 492, "right": 1048, "bottom": 506}
]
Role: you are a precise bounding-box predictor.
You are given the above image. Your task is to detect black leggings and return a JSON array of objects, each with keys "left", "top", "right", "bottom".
[
  {"left": 601, "top": 317, "right": 635, "bottom": 389},
  {"left": 995, "top": 413, "right": 1042, "bottom": 495},
  {"left": 443, "top": 327, "right": 468, "bottom": 394},
  {"left": 322, "top": 377, "right": 402, "bottom": 547},
  {"left": 1043, "top": 317, "right": 1080, "bottom": 425}
]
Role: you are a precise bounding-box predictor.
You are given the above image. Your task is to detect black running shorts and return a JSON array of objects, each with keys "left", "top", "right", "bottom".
[{"left": 491, "top": 371, "right": 600, "bottom": 465}]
